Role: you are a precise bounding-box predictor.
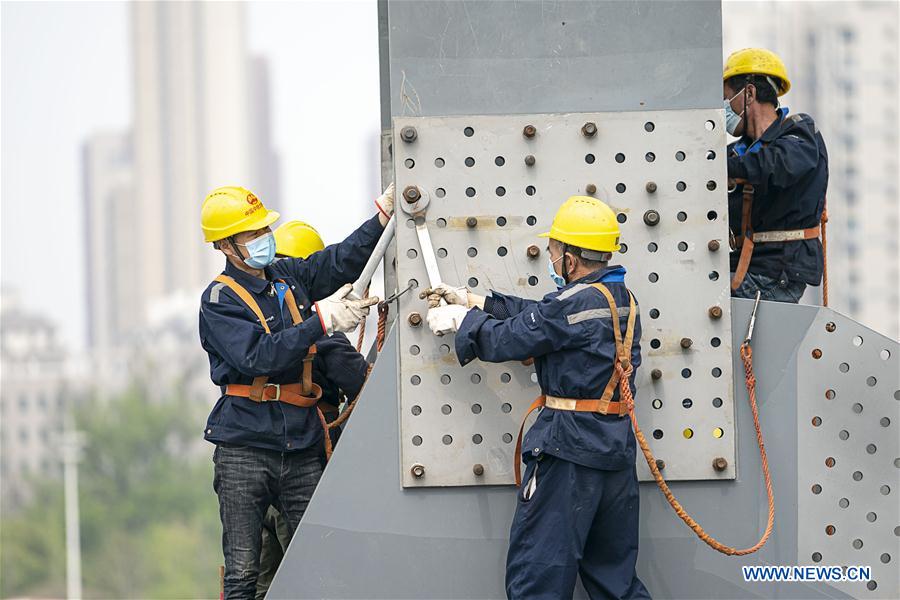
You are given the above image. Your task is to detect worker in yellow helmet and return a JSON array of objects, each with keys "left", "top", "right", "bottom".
[
  {"left": 199, "top": 184, "right": 393, "bottom": 598},
  {"left": 425, "top": 196, "right": 650, "bottom": 599},
  {"left": 255, "top": 219, "right": 369, "bottom": 600},
  {"left": 723, "top": 48, "right": 828, "bottom": 302}
]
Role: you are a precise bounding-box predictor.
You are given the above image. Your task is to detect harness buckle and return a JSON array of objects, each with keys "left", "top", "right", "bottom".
[{"left": 263, "top": 383, "right": 281, "bottom": 401}]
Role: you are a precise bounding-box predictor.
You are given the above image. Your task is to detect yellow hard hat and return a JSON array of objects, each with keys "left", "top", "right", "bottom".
[
  {"left": 273, "top": 221, "right": 325, "bottom": 259},
  {"left": 200, "top": 186, "right": 280, "bottom": 243},
  {"left": 539, "top": 195, "right": 621, "bottom": 253},
  {"left": 723, "top": 48, "right": 791, "bottom": 96}
]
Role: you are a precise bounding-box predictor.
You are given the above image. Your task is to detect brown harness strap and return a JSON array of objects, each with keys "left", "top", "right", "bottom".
[
  {"left": 514, "top": 283, "right": 636, "bottom": 486},
  {"left": 213, "top": 274, "right": 322, "bottom": 404}
]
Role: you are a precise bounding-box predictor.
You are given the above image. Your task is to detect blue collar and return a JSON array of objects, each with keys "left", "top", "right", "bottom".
[
  {"left": 733, "top": 107, "right": 789, "bottom": 157},
  {"left": 570, "top": 264, "right": 627, "bottom": 286}
]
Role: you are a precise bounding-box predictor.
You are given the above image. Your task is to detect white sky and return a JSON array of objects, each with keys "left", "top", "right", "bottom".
[{"left": 1, "top": 1, "right": 380, "bottom": 350}]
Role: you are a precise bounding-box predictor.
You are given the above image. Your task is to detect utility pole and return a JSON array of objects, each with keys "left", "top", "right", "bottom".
[{"left": 62, "top": 428, "right": 84, "bottom": 600}]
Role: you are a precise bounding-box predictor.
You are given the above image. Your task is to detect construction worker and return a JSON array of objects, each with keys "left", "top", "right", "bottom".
[
  {"left": 199, "top": 184, "right": 393, "bottom": 599},
  {"left": 426, "top": 196, "right": 650, "bottom": 600},
  {"left": 254, "top": 220, "right": 370, "bottom": 600},
  {"left": 724, "top": 48, "right": 828, "bottom": 302}
]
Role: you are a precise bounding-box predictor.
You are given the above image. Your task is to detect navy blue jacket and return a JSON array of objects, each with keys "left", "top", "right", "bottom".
[
  {"left": 200, "top": 215, "right": 382, "bottom": 452},
  {"left": 455, "top": 266, "right": 641, "bottom": 471},
  {"left": 727, "top": 109, "right": 828, "bottom": 285}
]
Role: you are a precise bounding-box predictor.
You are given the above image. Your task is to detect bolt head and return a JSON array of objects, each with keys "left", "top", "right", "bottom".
[
  {"left": 400, "top": 126, "right": 417, "bottom": 142},
  {"left": 524, "top": 154, "right": 536, "bottom": 166},
  {"left": 523, "top": 125, "right": 536, "bottom": 138},
  {"left": 712, "top": 457, "right": 728, "bottom": 472},
  {"left": 586, "top": 183, "right": 597, "bottom": 194},
  {"left": 708, "top": 306, "right": 723, "bottom": 319},
  {"left": 402, "top": 186, "right": 420, "bottom": 203},
  {"left": 645, "top": 182, "right": 658, "bottom": 193},
  {"left": 707, "top": 239, "right": 721, "bottom": 252},
  {"left": 466, "top": 217, "right": 478, "bottom": 228},
  {"left": 581, "top": 122, "right": 597, "bottom": 137},
  {"left": 408, "top": 312, "right": 422, "bottom": 326},
  {"left": 651, "top": 368, "right": 662, "bottom": 380},
  {"left": 643, "top": 210, "right": 660, "bottom": 226},
  {"left": 812, "top": 348, "right": 823, "bottom": 359},
  {"left": 526, "top": 245, "right": 540, "bottom": 258},
  {"left": 680, "top": 337, "right": 693, "bottom": 349},
  {"left": 473, "top": 464, "right": 485, "bottom": 476},
  {"left": 411, "top": 464, "right": 425, "bottom": 478},
  {"left": 655, "top": 459, "right": 666, "bottom": 471},
  {"left": 825, "top": 322, "right": 836, "bottom": 332}
]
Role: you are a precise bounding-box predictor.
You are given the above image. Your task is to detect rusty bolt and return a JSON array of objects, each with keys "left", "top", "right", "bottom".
[
  {"left": 408, "top": 312, "right": 422, "bottom": 327},
  {"left": 643, "top": 210, "right": 660, "bottom": 227},
  {"left": 656, "top": 459, "right": 666, "bottom": 471},
  {"left": 523, "top": 125, "right": 536, "bottom": 138},
  {"left": 466, "top": 216, "right": 478, "bottom": 228},
  {"left": 400, "top": 126, "right": 417, "bottom": 143},
  {"left": 410, "top": 464, "right": 425, "bottom": 478},
  {"left": 402, "top": 186, "right": 420, "bottom": 204},
  {"left": 707, "top": 239, "right": 721, "bottom": 252},
  {"left": 651, "top": 368, "right": 662, "bottom": 381},
  {"left": 581, "top": 122, "right": 597, "bottom": 137},
  {"left": 812, "top": 348, "right": 823, "bottom": 359},
  {"left": 524, "top": 154, "right": 536, "bottom": 167},
  {"left": 586, "top": 183, "right": 597, "bottom": 195},
  {"left": 680, "top": 337, "right": 693, "bottom": 349},
  {"left": 645, "top": 181, "right": 658, "bottom": 194},
  {"left": 712, "top": 457, "right": 728, "bottom": 472},
  {"left": 708, "top": 306, "right": 723, "bottom": 320},
  {"left": 473, "top": 464, "right": 485, "bottom": 476},
  {"left": 825, "top": 322, "right": 836, "bottom": 333},
  {"left": 526, "top": 245, "right": 540, "bottom": 259}
]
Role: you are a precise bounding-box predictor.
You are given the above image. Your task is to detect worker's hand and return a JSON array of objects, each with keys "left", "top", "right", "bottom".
[
  {"left": 426, "top": 305, "right": 469, "bottom": 336},
  {"left": 315, "top": 284, "right": 380, "bottom": 335},
  {"left": 375, "top": 182, "right": 395, "bottom": 226},
  {"left": 421, "top": 283, "right": 485, "bottom": 309}
]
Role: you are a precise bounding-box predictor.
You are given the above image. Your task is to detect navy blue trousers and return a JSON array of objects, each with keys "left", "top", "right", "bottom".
[{"left": 506, "top": 456, "right": 650, "bottom": 599}]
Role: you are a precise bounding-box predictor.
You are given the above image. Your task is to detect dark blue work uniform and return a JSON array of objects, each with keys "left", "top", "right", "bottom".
[
  {"left": 199, "top": 215, "right": 382, "bottom": 599},
  {"left": 200, "top": 214, "right": 381, "bottom": 452},
  {"left": 728, "top": 108, "right": 828, "bottom": 298},
  {"left": 455, "top": 265, "right": 650, "bottom": 600}
]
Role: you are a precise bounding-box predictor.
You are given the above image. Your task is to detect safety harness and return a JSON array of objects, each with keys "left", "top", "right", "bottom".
[
  {"left": 729, "top": 181, "right": 824, "bottom": 292},
  {"left": 514, "top": 282, "right": 635, "bottom": 485}
]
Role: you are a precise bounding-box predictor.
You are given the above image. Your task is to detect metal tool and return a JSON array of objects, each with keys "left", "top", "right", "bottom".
[
  {"left": 744, "top": 291, "right": 761, "bottom": 344},
  {"left": 351, "top": 213, "right": 397, "bottom": 299}
]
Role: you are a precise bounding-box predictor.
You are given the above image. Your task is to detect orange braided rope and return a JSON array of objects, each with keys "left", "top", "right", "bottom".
[
  {"left": 322, "top": 301, "right": 390, "bottom": 461},
  {"left": 621, "top": 341, "right": 775, "bottom": 555},
  {"left": 356, "top": 286, "right": 370, "bottom": 352},
  {"left": 821, "top": 207, "right": 828, "bottom": 307}
]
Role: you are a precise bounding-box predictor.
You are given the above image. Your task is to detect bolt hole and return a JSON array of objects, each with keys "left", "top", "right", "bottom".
[
  {"left": 434, "top": 188, "right": 446, "bottom": 199},
  {"left": 526, "top": 215, "right": 537, "bottom": 226},
  {"left": 706, "top": 150, "right": 716, "bottom": 160},
  {"left": 852, "top": 470, "right": 863, "bottom": 481},
  {"left": 713, "top": 397, "right": 723, "bottom": 408},
  {"left": 527, "top": 276, "right": 539, "bottom": 286},
  {"left": 676, "top": 181, "right": 687, "bottom": 192},
  {"left": 825, "top": 457, "right": 836, "bottom": 468},
  {"left": 881, "top": 485, "right": 891, "bottom": 495},
  {"left": 705, "top": 120, "right": 715, "bottom": 131},
  {"left": 712, "top": 367, "right": 722, "bottom": 378},
  {"left": 615, "top": 153, "right": 626, "bottom": 163},
  {"left": 710, "top": 337, "right": 721, "bottom": 347},
  {"left": 852, "top": 402, "right": 863, "bottom": 413},
  {"left": 683, "top": 428, "right": 694, "bottom": 439},
  {"left": 866, "top": 376, "right": 877, "bottom": 387},
  {"left": 645, "top": 152, "right": 656, "bottom": 162},
  {"left": 681, "top": 368, "right": 692, "bottom": 379},
  {"left": 880, "top": 349, "right": 891, "bottom": 360},
  {"left": 440, "top": 374, "right": 451, "bottom": 385},
  {"left": 866, "top": 443, "right": 877, "bottom": 454},
  {"left": 812, "top": 416, "right": 822, "bottom": 426},
  {"left": 839, "top": 362, "right": 850, "bottom": 373},
  {"left": 496, "top": 216, "right": 507, "bottom": 227},
  {"left": 407, "top": 248, "right": 418, "bottom": 259},
  {"left": 678, "top": 241, "right": 688, "bottom": 252},
  {"left": 500, "top": 372, "right": 511, "bottom": 383},
  {"left": 713, "top": 427, "right": 724, "bottom": 438},
  {"left": 501, "top": 403, "right": 512, "bottom": 414},
  {"left": 496, "top": 186, "right": 506, "bottom": 197},
  {"left": 812, "top": 552, "right": 822, "bottom": 563},
  {"left": 839, "top": 497, "right": 850, "bottom": 508},
  {"left": 494, "top": 156, "right": 505, "bottom": 166},
  {"left": 470, "top": 374, "right": 481, "bottom": 384},
  {"left": 441, "top": 404, "right": 452, "bottom": 415},
  {"left": 852, "top": 335, "right": 863, "bottom": 346},
  {"left": 881, "top": 417, "right": 891, "bottom": 427},
  {"left": 465, "top": 187, "right": 476, "bottom": 198},
  {"left": 648, "top": 273, "right": 659, "bottom": 283},
  {"left": 617, "top": 213, "right": 627, "bottom": 223},
  {"left": 867, "top": 511, "right": 877, "bottom": 522},
  {"left": 585, "top": 153, "right": 595, "bottom": 164},
  {"left": 442, "top": 434, "right": 453, "bottom": 445},
  {"left": 410, "top": 345, "right": 420, "bottom": 356},
  {"left": 881, "top": 553, "right": 891, "bottom": 564},
  {"left": 652, "top": 429, "right": 664, "bottom": 439},
  {"left": 866, "top": 581, "right": 877, "bottom": 591},
  {"left": 616, "top": 183, "right": 626, "bottom": 193},
  {"left": 412, "top": 435, "right": 423, "bottom": 446},
  {"left": 619, "top": 243, "right": 628, "bottom": 253},
  {"left": 812, "top": 484, "right": 822, "bottom": 494},
  {"left": 652, "top": 399, "right": 663, "bottom": 409},
  {"left": 405, "top": 158, "right": 415, "bottom": 168},
  {"left": 467, "top": 247, "right": 478, "bottom": 257},
  {"left": 839, "top": 429, "right": 850, "bottom": 441},
  {"left": 649, "top": 308, "right": 660, "bottom": 319},
  {"left": 497, "top": 246, "right": 508, "bottom": 256},
  {"left": 437, "top": 248, "right": 448, "bottom": 258},
  {"left": 644, "top": 122, "right": 655, "bottom": 132},
  {"left": 436, "top": 218, "right": 447, "bottom": 228},
  {"left": 434, "top": 157, "right": 445, "bottom": 168},
  {"left": 677, "top": 211, "right": 687, "bottom": 222},
  {"left": 707, "top": 210, "right": 718, "bottom": 220},
  {"left": 675, "top": 151, "right": 686, "bottom": 161},
  {"left": 706, "top": 180, "right": 717, "bottom": 191},
  {"left": 647, "top": 242, "right": 658, "bottom": 252},
  {"left": 468, "top": 277, "right": 479, "bottom": 288},
  {"left": 709, "top": 271, "right": 719, "bottom": 281},
  {"left": 411, "top": 405, "right": 422, "bottom": 415},
  {"left": 852, "top": 539, "right": 863, "bottom": 550},
  {"left": 472, "top": 434, "right": 483, "bottom": 444},
  {"left": 471, "top": 403, "right": 482, "bottom": 414},
  {"left": 650, "top": 338, "right": 661, "bottom": 349},
  {"left": 682, "top": 398, "right": 693, "bottom": 409},
  {"left": 825, "top": 389, "right": 836, "bottom": 400},
  {"left": 463, "top": 126, "right": 474, "bottom": 137},
  {"left": 526, "top": 185, "right": 536, "bottom": 196},
  {"left": 464, "top": 156, "right": 475, "bottom": 167}
]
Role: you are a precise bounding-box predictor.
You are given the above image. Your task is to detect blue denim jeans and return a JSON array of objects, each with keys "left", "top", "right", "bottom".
[
  {"left": 731, "top": 271, "right": 807, "bottom": 303},
  {"left": 213, "top": 443, "right": 323, "bottom": 599}
]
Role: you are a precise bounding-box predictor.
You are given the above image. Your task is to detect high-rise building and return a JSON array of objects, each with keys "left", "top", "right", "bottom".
[
  {"left": 0, "top": 289, "right": 70, "bottom": 509},
  {"left": 83, "top": 3, "right": 280, "bottom": 356},
  {"left": 723, "top": 1, "right": 899, "bottom": 338}
]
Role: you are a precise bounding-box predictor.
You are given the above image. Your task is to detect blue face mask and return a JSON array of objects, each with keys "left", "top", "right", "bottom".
[
  {"left": 724, "top": 88, "right": 745, "bottom": 135},
  {"left": 548, "top": 257, "right": 566, "bottom": 289},
  {"left": 239, "top": 232, "right": 276, "bottom": 269}
]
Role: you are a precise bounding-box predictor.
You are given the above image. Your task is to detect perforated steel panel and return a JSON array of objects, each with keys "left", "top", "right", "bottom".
[
  {"left": 393, "top": 111, "right": 735, "bottom": 487},
  {"left": 797, "top": 312, "right": 900, "bottom": 598}
]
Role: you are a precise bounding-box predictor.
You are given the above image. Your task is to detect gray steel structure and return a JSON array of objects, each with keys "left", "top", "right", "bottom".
[{"left": 269, "top": 2, "right": 899, "bottom": 598}]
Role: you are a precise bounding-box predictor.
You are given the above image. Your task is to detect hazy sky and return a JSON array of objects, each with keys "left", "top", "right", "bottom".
[{"left": 1, "top": 1, "right": 380, "bottom": 350}]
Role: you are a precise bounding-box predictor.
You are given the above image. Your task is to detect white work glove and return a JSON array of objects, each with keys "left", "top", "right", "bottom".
[
  {"left": 315, "top": 284, "right": 380, "bottom": 335},
  {"left": 375, "top": 182, "right": 395, "bottom": 226},
  {"left": 426, "top": 305, "right": 470, "bottom": 336},
  {"left": 422, "top": 283, "right": 485, "bottom": 309}
]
